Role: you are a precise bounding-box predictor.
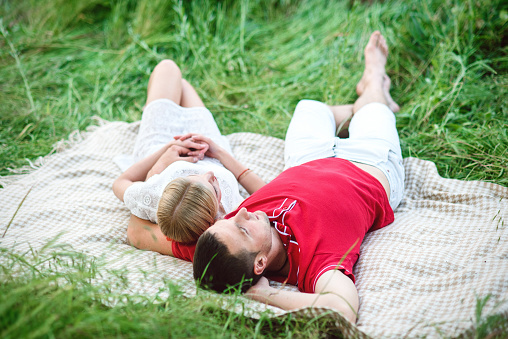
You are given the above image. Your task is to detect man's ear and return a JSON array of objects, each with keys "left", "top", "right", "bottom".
[{"left": 253, "top": 255, "right": 267, "bottom": 275}]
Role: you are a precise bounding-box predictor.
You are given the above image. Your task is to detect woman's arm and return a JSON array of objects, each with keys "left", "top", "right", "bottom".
[
  {"left": 126, "top": 214, "right": 174, "bottom": 256},
  {"left": 112, "top": 139, "right": 206, "bottom": 202},
  {"left": 146, "top": 143, "right": 204, "bottom": 179},
  {"left": 213, "top": 147, "right": 266, "bottom": 194},
  {"left": 175, "top": 133, "right": 266, "bottom": 195}
]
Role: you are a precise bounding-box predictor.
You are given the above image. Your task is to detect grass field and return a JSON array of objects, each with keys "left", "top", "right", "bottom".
[{"left": 1, "top": 0, "right": 507, "bottom": 337}]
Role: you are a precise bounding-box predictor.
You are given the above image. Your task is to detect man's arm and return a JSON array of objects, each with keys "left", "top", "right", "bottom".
[
  {"left": 126, "top": 214, "right": 174, "bottom": 256},
  {"left": 246, "top": 270, "right": 359, "bottom": 323}
]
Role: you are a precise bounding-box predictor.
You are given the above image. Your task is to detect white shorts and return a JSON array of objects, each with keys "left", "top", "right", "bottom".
[{"left": 284, "top": 100, "right": 404, "bottom": 210}]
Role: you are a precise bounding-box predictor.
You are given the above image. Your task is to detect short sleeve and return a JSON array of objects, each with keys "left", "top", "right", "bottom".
[
  {"left": 172, "top": 241, "right": 196, "bottom": 262},
  {"left": 306, "top": 253, "right": 357, "bottom": 293},
  {"left": 124, "top": 181, "right": 157, "bottom": 222}
]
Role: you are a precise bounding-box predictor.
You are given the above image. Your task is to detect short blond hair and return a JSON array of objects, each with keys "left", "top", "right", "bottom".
[{"left": 157, "top": 177, "right": 219, "bottom": 243}]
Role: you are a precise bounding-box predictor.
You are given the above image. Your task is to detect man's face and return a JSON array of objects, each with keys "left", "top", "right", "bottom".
[{"left": 207, "top": 207, "right": 273, "bottom": 256}]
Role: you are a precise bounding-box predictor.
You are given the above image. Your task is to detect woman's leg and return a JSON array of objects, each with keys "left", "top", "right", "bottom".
[
  {"left": 180, "top": 79, "right": 205, "bottom": 108},
  {"left": 145, "top": 59, "right": 206, "bottom": 109},
  {"left": 145, "top": 59, "right": 183, "bottom": 107},
  {"left": 133, "top": 60, "right": 220, "bottom": 160}
]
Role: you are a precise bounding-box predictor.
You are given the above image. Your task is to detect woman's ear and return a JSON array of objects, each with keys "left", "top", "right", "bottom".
[
  {"left": 215, "top": 203, "right": 226, "bottom": 221},
  {"left": 253, "top": 255, "right": 267, "bottom": 275}
]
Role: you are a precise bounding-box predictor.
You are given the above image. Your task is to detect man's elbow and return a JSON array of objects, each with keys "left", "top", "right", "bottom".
[
  {"left": 339, "top": 306, "right": 357, "bottom": 324},
  {"left": 324, "top": 298, "right": 357, "bottom": 324}
]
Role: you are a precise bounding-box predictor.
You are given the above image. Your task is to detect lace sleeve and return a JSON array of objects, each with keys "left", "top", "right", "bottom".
[{"left": 123, "top": 182, "right": 157, "bottom": 222}]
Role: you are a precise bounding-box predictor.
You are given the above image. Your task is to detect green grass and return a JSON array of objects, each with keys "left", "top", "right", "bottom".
[
  {"left": 1, "top": 0, "right": 507, "bottom": 337},
  {"left": 0, "top": 246, "right": 346, "bottom": 338}
]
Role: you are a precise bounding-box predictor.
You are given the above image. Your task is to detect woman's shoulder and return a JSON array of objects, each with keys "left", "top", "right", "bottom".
[{"left": 151, "top": 161, "right": 203, "bottom": 182}]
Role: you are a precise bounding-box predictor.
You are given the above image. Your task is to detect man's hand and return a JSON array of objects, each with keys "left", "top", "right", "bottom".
[{"left": 245, "top": 276, "right": 273, "bottom": 302}]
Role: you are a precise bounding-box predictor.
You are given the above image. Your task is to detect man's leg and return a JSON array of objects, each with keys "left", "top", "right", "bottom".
[
  {"left": 335, "top": 31, "right": 404, "bottom": 209},
  {"left": 353, "top": 31, "right": 391, "bottom": 113},
  {"left": 355, "top": 31, "right": 400, "bottom": 113},
  {"left": 328, "top": 31, "right": 399, "bottom": 138},
  {"left": 284, "top": 100, "right": 337, "bottom": 169}
]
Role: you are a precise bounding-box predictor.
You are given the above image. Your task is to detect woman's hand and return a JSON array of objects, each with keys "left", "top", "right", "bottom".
[
  {"left": 174, "top": 133, "right": 224, "bottom": 159},
  {"left": 170, "top": 137, "right": 208, "bottom": 159},
  {"left": 146, "top": 144, "right": 201, "bottom": 179},
  {"left": 113, "top": 138, "right": 209, "bottom": 202},
  {"left": 175, "top": 133, "right": 266, "bottom": 195}
]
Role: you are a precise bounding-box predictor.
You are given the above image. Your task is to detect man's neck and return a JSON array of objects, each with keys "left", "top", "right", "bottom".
[{"left": 265, "top": 227, "right": 289, "bottom": 276}]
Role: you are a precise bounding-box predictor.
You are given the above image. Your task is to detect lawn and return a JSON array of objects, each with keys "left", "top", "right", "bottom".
[{"left": 1, "top": 0, "right": 507, "bottom": 337}]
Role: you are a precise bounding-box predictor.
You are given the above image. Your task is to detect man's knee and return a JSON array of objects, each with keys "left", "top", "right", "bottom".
[
  {"left": 153, "top": 59, "right": 182, "bottom": 78},
  {"left": 294, "top": 99, "right": 321, "bottom": 114},
  {"left": 290, "top": 100, "right": 336, "bottom": 131}
]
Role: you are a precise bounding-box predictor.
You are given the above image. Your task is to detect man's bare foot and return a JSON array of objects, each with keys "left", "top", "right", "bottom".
[
  {"left": 364, "top": 30, "right": 388, "bottom": 71},
  {"left": 355, "top": 31, "right": 387, "bottom": 97},
  {"left": 355, "top": 31, "right": 399, "bottom": 112}
]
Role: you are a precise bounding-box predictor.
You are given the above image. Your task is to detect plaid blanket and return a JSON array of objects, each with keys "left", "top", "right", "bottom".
[{"left": 1, "top": 119, "right": 506, "bottom": 338}]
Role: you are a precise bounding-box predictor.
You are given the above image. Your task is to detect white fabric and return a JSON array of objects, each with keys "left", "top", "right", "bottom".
[
  {"left": 132, "top": 98, "right": 233, "bottom": 159},
  {"left": 284, "top": 100, "right": 404, "bottom": 210},
  {"left": 122, "top": 99, "right": 243, "bottom": 223}
]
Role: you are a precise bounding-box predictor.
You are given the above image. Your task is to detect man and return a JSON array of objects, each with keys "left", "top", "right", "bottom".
[{"left": 192, "top": 31, "right": 405, "bottom": 324}]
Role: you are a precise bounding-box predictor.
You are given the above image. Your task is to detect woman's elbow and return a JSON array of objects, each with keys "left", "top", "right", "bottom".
[
  {"left": 112, "top": 178, "right": 126, "bottom": 202},
  {"left": 126, "top": 223, "right": 139, "bottom": 248}
]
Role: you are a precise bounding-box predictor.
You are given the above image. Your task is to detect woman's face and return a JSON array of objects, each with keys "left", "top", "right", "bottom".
[{"left": 187, "top": 171, "right": 221, "bottom": 209}]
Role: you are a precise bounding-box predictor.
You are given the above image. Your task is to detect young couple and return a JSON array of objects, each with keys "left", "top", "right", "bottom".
[{"left": 113, "top": 31, "right": 404, "bottom": 323}]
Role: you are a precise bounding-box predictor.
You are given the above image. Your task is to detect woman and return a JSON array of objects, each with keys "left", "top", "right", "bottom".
[{"left": 112, "top": 59, "right": 265, "bottom": 255}]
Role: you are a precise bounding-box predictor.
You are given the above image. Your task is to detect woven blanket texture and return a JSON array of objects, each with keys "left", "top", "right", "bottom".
[{"left": 1, "top": 119, "right": 506, "bottom": 338}]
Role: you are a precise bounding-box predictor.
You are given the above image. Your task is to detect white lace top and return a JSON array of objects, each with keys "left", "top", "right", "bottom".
[
  {"left": 120, "top": 98, "right": 243, "bottom": 223},
  {"left": 123, "top": 159, "right": 242, "bottom": 223}
]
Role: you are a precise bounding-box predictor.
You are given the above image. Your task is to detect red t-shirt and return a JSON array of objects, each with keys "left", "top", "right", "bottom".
[{"left": 173, "top": 158, "right": 394, "bottom": 292}]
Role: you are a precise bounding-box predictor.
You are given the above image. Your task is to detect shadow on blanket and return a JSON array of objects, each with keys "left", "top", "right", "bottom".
[{"left": 1, "top": 119, "right": 506, "bottom": 338}]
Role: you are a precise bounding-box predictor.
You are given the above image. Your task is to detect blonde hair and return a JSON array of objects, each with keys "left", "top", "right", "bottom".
[{"left": 157, "top": 177, "right": 221, "bottom": 243}]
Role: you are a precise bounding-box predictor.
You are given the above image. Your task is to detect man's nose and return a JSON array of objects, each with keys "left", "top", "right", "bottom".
[{"left": 237, "top": 207, "right": 248, "bottom": 218}]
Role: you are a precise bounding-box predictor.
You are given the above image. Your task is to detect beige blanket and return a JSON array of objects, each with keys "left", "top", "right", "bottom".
[{"left": 1, "top": 119, "right": 507, "bottom": 338}]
